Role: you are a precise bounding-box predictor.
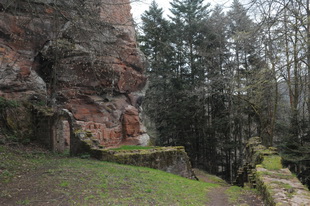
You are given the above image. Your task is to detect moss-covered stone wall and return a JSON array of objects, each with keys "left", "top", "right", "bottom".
[
  {"left": 244, "top": 137, "right": 310, "bottom": 206},
  {"left": 0, "top": 100, "right": 34, "bottom": 144},
  {"left": 72, "top": 137, "right": 196, "bottom": 179},
  {"left": 93, "top": 146, "right": 195, "bottom": 179}
]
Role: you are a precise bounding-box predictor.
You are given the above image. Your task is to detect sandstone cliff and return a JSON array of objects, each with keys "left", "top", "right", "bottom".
[{"left": 0, "top": 0, "right": 149, "bottom": 148}]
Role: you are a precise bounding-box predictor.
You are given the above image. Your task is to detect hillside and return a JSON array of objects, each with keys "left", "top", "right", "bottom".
[{"left": 0, "top": 144, "right": 262, "bottom": 206}]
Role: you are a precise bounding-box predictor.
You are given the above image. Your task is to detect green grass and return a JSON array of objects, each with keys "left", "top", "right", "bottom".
[
  {"left": 16, "top": 199, "right": 30, "bottom": 205},
  {"left": 193, "top": 169, "right": 228, "bottom": 186},
  {"left": 60, "top": 159, "right": 218, "bottom": 205},
  {"left": 262, "top": 155, "right": 283, "bottom": 170},
  {"left": 0, "top": 145, "right": 218, "bottom": 205},
  {"left": 225, "top": 186, "right": 244, "bottom": 204},
  {"left": 59, "top": 181, "right": 69, "bottom": 187},
  {"left": 225, "top": 186, "right": 259, "bottom": 205},
  {"left": 202, "top": 174, "right": 227, "bottom": 185},
  {"left": 0, "top": 146, "right": 48, "bottom": 183},
  {"left": 109, "top": 145, "right": 155, "bottom": 150}
]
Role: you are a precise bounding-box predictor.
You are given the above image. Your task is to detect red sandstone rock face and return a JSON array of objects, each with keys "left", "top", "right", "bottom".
[
  {"left": 122, "top": 106, "right": 141, "bottom": 137},
  {"left": 0, "top": 0, "right": 149, "bottom": 147}
]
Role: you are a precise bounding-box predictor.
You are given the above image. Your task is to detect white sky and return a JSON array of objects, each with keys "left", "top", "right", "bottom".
[{"left": 131, "top": 0, "right": 233, "bottom": 24}]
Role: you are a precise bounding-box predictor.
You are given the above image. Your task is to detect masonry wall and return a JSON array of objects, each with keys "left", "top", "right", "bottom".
[
  {"left": 238, "top": 137, "right": 310, "bottom": 206},
  {"left": 71, "top": 137, "right": 196, "bottom": 179}
]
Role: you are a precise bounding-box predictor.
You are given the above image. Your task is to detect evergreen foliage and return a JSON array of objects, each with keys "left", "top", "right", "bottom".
[{"left": 139, "top": 0, "right": 310, "bottom": 186}]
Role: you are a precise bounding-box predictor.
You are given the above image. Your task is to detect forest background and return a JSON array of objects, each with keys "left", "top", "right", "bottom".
[{"left": 137, "top": 0, "right": 310, "bottom": 186}]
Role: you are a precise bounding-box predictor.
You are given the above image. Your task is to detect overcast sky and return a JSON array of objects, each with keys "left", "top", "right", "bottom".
[{"left": 131, "top": 0, "right": 233, "bottom": 24}]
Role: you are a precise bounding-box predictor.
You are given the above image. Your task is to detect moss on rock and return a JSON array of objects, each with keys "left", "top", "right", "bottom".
[
  {"left": 245, "top": 137, "right": 310, "bottom": 205},
  {"left": 88, "top": 146, "right": 196, "bottom": 179}
]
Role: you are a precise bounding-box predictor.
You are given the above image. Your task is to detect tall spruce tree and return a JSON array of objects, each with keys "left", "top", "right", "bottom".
[
  {"left": 206, "top": 5, "right": 234, "bottom": 179},
  {"left": 169, "top": 0, "right": 210, "bottom": 83},
  {"left": 142, "top": 0, "right": 214, "bottom": 168},
  {"left": 167, "top": 0, "right": 213, "bottom": 168},
  {"left": 139, "top": 1, "right": 175, "bottom": 145},
  {"left": 226, "top": 0, "right": 260, "bottom": 171},
  {"left": 139, "top": 1, "right": 172, "bottom": 76}
]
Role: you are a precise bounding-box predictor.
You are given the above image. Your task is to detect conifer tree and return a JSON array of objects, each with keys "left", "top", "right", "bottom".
[
  {"left": 139, "top": 0, "right": 172, "bottom": 76},
  {"left": 169, "top": 0, "right": 210, "bottom": 83}
]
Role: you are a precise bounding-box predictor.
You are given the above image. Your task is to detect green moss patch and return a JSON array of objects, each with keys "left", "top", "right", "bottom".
[
  {"left": 0, "top": 97, "right": 19, "bottom": 109},
  {"left": 246, "top": 137, "right": 310, "bottom": 205},
  {"left": 256, "top": 170, "right": 295, "bottom": 180},
  {"left": 90, "top": 146, "right": 195, "bottom": 179},
  {"left": 109, "top": 145, "right": 155, "bottom": 151},
  {"left": 262, "top": 155, "right": 282, "bottom": 170}
]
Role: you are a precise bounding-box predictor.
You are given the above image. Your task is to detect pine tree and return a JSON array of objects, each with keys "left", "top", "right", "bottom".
[
  {"left": 169, "top": 0, "right": 210, "bottom": 83},
  {"left": 206, "top": 5, "right": 234, "bottom": 179},
  {"left": 139, "top": 1, "right": 172, "bottom": 76}
]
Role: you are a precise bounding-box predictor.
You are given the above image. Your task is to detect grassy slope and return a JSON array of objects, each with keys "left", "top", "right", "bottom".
[
  {"left": 0, "top": 145, "right": 263, "bottom": 205},
  {"left": 0, "top": 145, "right": 219, "bottom": 205}
]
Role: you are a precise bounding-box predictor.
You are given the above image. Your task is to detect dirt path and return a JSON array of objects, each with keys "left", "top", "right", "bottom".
[
  {"left": 193, "top": 168, "right": 264, "bottom": 206},
  {"left": 208, "top": 186, "right": 230, "bottom": 206}
]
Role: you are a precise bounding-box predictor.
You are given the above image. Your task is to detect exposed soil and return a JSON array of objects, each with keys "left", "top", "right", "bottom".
[
  {"left": 0, "top": 145, "right": 68, "bottom": 206},
  {"left": 238, "top": 192, "right": 265, "bottom": 206},
  {"left": 208, "top": 187, "right": 230, "bottom": 206},
  {"left": 194, "top": 168, "right": 264, "bottom": 206}
]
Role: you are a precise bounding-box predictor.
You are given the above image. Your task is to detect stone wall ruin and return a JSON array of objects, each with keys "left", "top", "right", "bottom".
[{"left": 235, "top": 137, "right": 310, "bottom": 206}]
